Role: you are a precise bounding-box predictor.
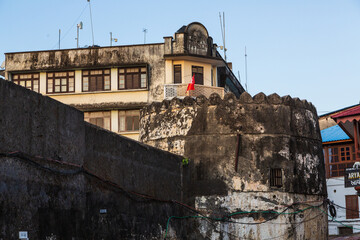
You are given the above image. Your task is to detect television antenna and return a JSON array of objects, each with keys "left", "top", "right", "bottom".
[
  {"left": 75, "top": 22, "right": 83, "bottom": 48},
  {"left": 143, "top": 28, "right": 148, "bottom": 44},
  {"left": 245, "top": 46, "right": 248, "bottom": 92},
  {"left": 219, "top": 12, "right": 227, "bottom": 61},
  {"left": 110, "top": 32, "right": 118, "bottom": 46},
  {"left": 87, "top": 0, "right": 95, "bottom": 46},
  {"left": 58, "top": 29, "right": 61, "bottom": 49}
]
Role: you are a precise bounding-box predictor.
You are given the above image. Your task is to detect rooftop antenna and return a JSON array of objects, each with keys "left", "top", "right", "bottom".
[
  {"left": 245, "top": 46, "right": 248, "bottom": 92},
  {"left": 87, "top": 0, "right": 95, "bottom": 46},
  {"left": 237, "top": 71, "right": 242, "bottom": 84},
  {"left": 143, "top": 28, "right": 148, "bottom": 44},
  {"left": 76, "top": 21, "right": 83, "bottom": 48},
  {"left": 110, "top": 32, "right": 118, "bottom": 46},
  {"left": 219, "top": 12, "right": 227, "bottom": 61},
  {"left": 58, "top": 29, "right": 61, "bottom": 49}
]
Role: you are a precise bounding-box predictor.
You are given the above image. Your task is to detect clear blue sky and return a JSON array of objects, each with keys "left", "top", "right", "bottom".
[{"left": 1, "top": 0, "right": 359, "bottom": 114}]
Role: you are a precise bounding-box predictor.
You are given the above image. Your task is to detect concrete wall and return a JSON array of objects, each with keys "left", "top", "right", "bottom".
[
  {"left": 140, "top": 92, "right": 328, "bottom": 239},
  {"left": 0, "top": 79, "right": 192, "bottom": 239}
]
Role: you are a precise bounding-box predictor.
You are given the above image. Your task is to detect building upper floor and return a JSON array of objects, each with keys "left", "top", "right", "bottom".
[
  {"left": 321, "top": 105, "right": 360, "bottom": 179},
  {"left": 3, "top": 22, "right": 245, "bottom": 140},
  {"left": 4, "top": 22, "right": 245, "bottom": 107}
]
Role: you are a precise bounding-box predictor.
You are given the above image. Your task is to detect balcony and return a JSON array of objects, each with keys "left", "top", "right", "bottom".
[{"left": 164, "top": 84, "right": 224, "bottom": 99}]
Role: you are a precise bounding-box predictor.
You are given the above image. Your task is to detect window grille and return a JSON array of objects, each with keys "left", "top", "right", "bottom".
[{"left": 270, "top": 168, "right": 282, "bottom": 187}]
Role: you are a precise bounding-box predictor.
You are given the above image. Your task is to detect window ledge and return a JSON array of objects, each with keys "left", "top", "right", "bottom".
[
  {"left": 45, "top": 88, "right": 149, "bottom": 96},
  {"left": 119, "top": 131, "right": 139, "bottom": 134}
]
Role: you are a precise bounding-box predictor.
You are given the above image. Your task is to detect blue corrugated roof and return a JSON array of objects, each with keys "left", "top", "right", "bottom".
[{"left": 321, "top": 125, "right": 350, "bottom": 143}]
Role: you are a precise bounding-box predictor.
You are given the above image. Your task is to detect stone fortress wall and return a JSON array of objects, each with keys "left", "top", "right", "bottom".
[{"left": 140, "top": 92, "right": 328, "bottom": 239}]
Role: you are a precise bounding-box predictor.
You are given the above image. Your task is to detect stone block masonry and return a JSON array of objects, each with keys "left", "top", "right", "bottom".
[{"left": 140, "top": 92, "right": 328, "bottom": 239}]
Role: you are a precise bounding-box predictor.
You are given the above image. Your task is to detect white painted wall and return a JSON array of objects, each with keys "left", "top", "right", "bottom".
[{"left": 327, "top": 177, "right": 360, "bottom": 235}]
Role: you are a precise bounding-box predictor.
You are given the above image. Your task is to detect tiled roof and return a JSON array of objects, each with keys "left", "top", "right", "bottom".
[
  {"left": 332, "top": 105, "right": 360, "bottom": 119},
  {"left": 321, "top": 125, "right": 351, "bottom": 143}
]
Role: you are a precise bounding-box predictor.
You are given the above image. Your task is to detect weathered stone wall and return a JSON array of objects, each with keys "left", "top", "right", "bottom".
[
  {"left": 0, "top": 77, "right": 85, "bottom": 165},
  {"left": 5, "top": 44, "right": 165, "bottom": 102},
  {"left": 0, "top": 79, "right": 191, "bottom": 239},
  {"left": 140, "top": 92, "right": 328, "bottom": 239}
]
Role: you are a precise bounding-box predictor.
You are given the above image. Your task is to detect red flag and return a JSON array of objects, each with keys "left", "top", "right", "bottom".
[{"left": 186, "top": 74, "right": 195, "bottom": 91}]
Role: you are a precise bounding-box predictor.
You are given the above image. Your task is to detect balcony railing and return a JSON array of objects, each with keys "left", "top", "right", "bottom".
[{"left": 164, "top": 84, "right": 224, "bottom": 99}]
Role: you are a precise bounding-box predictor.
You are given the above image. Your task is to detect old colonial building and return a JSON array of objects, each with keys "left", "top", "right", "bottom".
[
  {"left": 4, "top": 22, "right": 244, "bottom": 140},
  {"left": 319, "top": 104, "right": 360, "bottom": 131},
  {"left": 321, "top": 105, "right": 360, "bottom": 235}
]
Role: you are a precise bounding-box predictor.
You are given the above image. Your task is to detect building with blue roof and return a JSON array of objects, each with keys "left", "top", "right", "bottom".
[
  {"left": 322, "top": 117, "right": 360, "bottom": 236},
  {"left": 321, "top": 125, "right": 351, "bottom": 143}
]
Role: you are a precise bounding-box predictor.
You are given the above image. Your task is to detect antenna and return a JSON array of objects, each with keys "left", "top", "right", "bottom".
[
  {"left": 110, "top": 32, "right": 118, "bottom": 46},
  {"left": 219, "top": 12, "right": 227, "bottom": 61},
  {"left": 245, "top": 46, "right": 248, "bottom": 92},
  {"left": 88, "top": 0, "right": 95, "bottom": 46},
  {"left": 143, "top": 28, "right": 148, "bottom": 44},
  {"left": 76, "top": 21, "right": 83, "bottom": 48},
  {"left": 58, "top": 29, "right": 61, "bottom": 49}
]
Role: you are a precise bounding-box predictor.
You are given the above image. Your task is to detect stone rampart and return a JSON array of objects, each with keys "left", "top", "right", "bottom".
[{"left": 140, "top": 92, "right": 328, "bottom": 239}]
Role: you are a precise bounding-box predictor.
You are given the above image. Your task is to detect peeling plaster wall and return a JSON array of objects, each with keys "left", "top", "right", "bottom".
[
  {"left": 5, "top": 44, "right": 165, "bottom": 102},
  {"left": 140, "top": 92, "right": 328, "bottom": 239}
]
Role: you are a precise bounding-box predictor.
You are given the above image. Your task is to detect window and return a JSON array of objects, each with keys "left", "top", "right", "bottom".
[
  {"left": 118, "top": 110, "right": 140, "bottom": 132},
  {"left": 192, "top": 66, "right": 203, "bottom": 85},
  {"left": 325, "top": 144, "right": 356, "bottom": 177},
  {"left": 12, "top": 73, "right": 39, "bottom": 92},
  {"left": 84, "top": 111, "right": 111, "bottom": 131},
  {"left": 118, "top": 66, "right": 147, "bottom": 90},
  {"left": 270, "top": 168, "right": 282, "bottom": 187},
  {"left": 174, "top": 65, "right": 182, "bottom": 84},
  {"left": 338, "top": 226, "right": 353, "bottom": 235},
  {"left": 82, "top": 69, "right": 111, "bottom": 92},
  {"left": 345, "top": 195, "right": 359, "bottom": 219},
  {"left": 47, "top": 71, "right": 75, "bottom": 93}
]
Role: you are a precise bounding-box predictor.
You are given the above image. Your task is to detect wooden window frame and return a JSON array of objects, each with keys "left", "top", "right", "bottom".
[
  {"left": 324, "top": 144, "right": 356, "bottom": 178},
  {"left": 345, "top": 195, "right": 359, "bottom": 219},
  {"left": 12, "top": 73, "right": 40, "bottom": 93},
  {"left": 118, "top": 110, "right": 140, "bottom": 132},
  {"left": 84, "top": 111, "right": 111, "bottom": 131},
  {"left": 118, "top": 66, "right": 147, "bottom": 90},
  {"left": 270, "top": 168, "right": 283, "bottom": 188},
  {"left": 46, "top": 71, "right": 75, "bottom": 94},
  {"left": 82, "top": 69, "right": 111, "bottom": 92},
  {"left": 174, "top": 65, "right": 182, "bottom": 84},
  {"left": 192, "top": 66, "right": 204, "bottom": 85}
]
